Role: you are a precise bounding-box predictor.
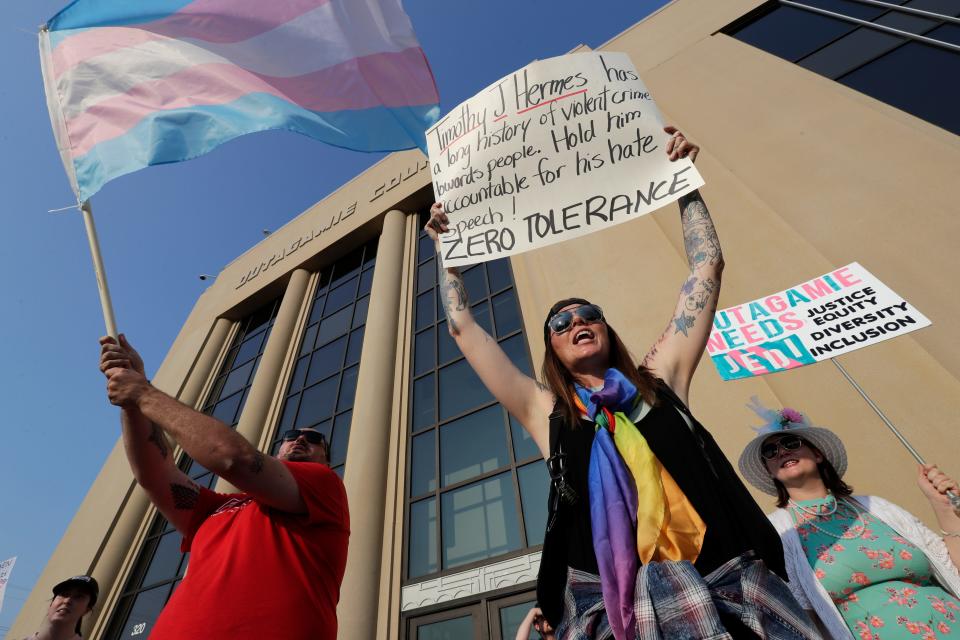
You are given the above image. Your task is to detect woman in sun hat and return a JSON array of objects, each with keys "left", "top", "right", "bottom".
[{"left": 738, "top": 398, "right": 960, "bottom": 639}]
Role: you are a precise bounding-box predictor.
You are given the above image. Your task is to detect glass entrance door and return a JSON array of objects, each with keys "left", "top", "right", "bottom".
[
  {"left": 405, "top": 588, "right": 538, "bottom": 639},
  {"left": 409, "top": 603, "right": 483, "bottom": 639},
  {"left": 490, "top": 592, "right": 538, "bottom": 640}
]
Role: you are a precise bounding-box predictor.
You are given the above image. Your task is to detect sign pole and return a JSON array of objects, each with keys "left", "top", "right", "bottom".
[
  {"left": 80, "top": 199, "right": 119, "bottom": 338},
  {"left": 832, "top": 358, "right": 960, "bottom": 512}
]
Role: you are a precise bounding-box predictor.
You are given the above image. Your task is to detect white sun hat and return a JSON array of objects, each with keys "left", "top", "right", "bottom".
[{"left": 737, "top": 397, "right": 848, "bottom": 496}]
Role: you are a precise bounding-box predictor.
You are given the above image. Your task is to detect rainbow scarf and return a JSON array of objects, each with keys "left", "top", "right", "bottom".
[{"left": 575, "top": 369, "right": 707, "bottom": 640}]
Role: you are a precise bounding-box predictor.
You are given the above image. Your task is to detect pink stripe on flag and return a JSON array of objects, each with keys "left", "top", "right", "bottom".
[
  {"left": 53, "top": 0, "right": 331, "bottom": 65},
  {"left": 163, "top": 0, "right": 331, "bottom": 41},
  {"left": 67, "top": 47, "right": 438, "bottom": 157}
]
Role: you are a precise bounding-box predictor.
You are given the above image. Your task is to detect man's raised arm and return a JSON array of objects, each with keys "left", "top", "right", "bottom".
[
  {"left": 100, "top": 336, "right": 201, "bottom": 535},
  {"left": 101, "top": 336, "right": 308, "bottom": 519}
]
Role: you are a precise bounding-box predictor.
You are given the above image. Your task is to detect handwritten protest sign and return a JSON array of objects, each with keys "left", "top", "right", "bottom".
[
  {"left": 426, "top": 52, "right": 703, "bottom": 267},
  {"left": 708, "top": 263, "right": 931, "bottom": 381}
]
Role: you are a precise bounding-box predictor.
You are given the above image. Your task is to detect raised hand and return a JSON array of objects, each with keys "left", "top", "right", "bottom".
[
  {"left": 919, "top": 463, "right": 960, "bottom": 510},
  {"left": 664, "top": 125, "right": 699, "bottom": 163},
  {"left": 424, "top": 201, "right": 450, "bottom": 243},
  {"left": 99, "top": 333, "right": 145, "bottom": 376},
  {"left": 100, "top": 334, "right": 150, "bottom": 407},
  {"left": 105, "top": 366, "right": 151, "bottom": 407}
]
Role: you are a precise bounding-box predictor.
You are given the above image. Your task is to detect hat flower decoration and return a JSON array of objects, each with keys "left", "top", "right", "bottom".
[
  {"left": 747, "top": 397, "right": 810, "bottom": 434},
  {"left": 738, "top": 397, "right": 848, "bottom": 495}
]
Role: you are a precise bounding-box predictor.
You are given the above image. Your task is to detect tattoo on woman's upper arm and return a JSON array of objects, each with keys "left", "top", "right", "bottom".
[
  {"left": 672, "top": 276, "right": 720, "bottom": 337},
  {"left": 642, "top": 332, "right": 668, "bottom": 367}
]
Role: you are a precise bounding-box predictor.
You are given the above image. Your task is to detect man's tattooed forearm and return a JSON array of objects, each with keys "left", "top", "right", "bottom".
[
  {"left": 148, "top": 423, "right": 168, "bottom": 459},
  {"left": 249, "top": 451, "right": 264, "bottom": 474},
  {"left": 171, "top": 482, "right": 200, "bottom": 510}
]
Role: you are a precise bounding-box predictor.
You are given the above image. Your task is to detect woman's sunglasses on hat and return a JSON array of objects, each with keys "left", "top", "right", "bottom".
[{"left": 547, "top": 304, "right": 604, "bottom": 335}]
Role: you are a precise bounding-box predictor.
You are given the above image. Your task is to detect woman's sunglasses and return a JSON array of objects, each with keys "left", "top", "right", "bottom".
[
  {"left": 760, "top": 434, "right": 804, "bottom": 460},
  {"left": 547, "top": 304, "right": 605, "bottom": 335},
  {"left": 282, "top": 429, "right": 327, "bottom": 447}
]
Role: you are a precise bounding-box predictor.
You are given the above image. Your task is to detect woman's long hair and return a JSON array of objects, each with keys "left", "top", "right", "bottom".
[
  {"left": 541, "top": 298, "right": 659, "bottom": 428},
  {"left": 773, "top": 441, "right": 853, "bottom": 508}
]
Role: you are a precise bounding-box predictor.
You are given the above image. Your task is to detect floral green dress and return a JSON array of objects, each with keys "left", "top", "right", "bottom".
[{"left": 791, "top": 496, "right": 960, "bottom": 640}]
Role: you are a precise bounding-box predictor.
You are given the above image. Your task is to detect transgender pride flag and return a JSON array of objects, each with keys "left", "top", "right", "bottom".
[{"left": 40, "top": 0, "right": 440, "bottom": 201}]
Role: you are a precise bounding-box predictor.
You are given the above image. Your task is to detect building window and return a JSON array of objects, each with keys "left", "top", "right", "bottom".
[
  {"left": 102, "top": 299, "right": 280, "bottom": 640},
  {"left": 266, "top": 239, "right": 378, "bottom": 478},
  {"left": 723, "top": 0, "right": 960, "bottom": 135},
  {"left": 405, "top": 215, "right": 548, "bottom": 582}
]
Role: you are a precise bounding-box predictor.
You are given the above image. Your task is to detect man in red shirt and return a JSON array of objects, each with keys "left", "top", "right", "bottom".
[{"left": 99, "top": 335, "right": 349, "bottom": 639}]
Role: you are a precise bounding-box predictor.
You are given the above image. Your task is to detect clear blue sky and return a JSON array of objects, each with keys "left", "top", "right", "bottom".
[{"left": 0, "top": 1, "right": 664, "bottom": 633}]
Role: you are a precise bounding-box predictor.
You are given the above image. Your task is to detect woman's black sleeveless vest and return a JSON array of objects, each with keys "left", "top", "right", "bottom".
[{"left": 535, "top": 379, "right": 786, "bottom": 627}]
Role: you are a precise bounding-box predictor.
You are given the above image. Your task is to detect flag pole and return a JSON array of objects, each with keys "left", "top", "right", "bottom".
[
  {"left": 832, "top": 357, "right": 960, "bottom": 512},
  {"left": 80, "top": 199, "right": 118, "bottom": 338}
]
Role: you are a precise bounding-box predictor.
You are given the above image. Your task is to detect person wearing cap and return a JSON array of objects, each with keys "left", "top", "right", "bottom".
[
  {"left": 425, "top": 129, "right": 815, "bottom": 639},
  {"left": 98, "top": 335, "right": 349, "bottom": 640},
  {"left": 738, "top": 398, "right": 960, "bottom": 639},
  {"left": 23, "top": 575, "right": 98, "bottom": 640}
]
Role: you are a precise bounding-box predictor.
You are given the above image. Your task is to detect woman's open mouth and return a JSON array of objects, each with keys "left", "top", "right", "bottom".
[{"left": 573, "top": 329, "right": 595, "bottom": 344}]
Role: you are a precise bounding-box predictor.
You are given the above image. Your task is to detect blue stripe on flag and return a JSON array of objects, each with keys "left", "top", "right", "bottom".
[
  {"left": 48, "top": 0, "right": 195, "bottom": 31},
  {"left": 72, "top": 94, "right": 438, "bottom": 200}
]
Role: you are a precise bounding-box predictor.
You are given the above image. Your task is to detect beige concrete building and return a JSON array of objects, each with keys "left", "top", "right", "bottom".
[{"left": 10, "top": 1, "right": 960, "bottom": 638}]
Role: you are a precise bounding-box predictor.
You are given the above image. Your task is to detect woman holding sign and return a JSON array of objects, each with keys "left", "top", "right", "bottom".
[
  {"left": 425, "top": 129, "right": 815, "bottom": 640},
  {"left": 738, "top": 401, "right": 960, "bottom": 640}
]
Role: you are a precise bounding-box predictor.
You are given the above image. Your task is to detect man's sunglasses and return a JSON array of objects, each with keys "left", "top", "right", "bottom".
[
  {"left": 282, "top": 429, "right": 327, "bottom": 447},
  {"left": 547, "top": 304, "right": 605, "bottom": 335},
  {"left": 760, "top": 434, "right": 804, "bottom": 460}
]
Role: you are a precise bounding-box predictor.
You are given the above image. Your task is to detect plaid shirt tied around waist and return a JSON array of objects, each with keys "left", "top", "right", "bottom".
[{"left": 556, "top": 551, "right": 821, "bottom": 640}]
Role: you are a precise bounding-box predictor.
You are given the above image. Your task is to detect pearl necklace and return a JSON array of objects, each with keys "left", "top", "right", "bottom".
[
  {"left": 790, "top": 496, "right": 868, "bottom": 540},
  {"left": 789, "top": 493, "right": 838, "bottom": 517}
]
